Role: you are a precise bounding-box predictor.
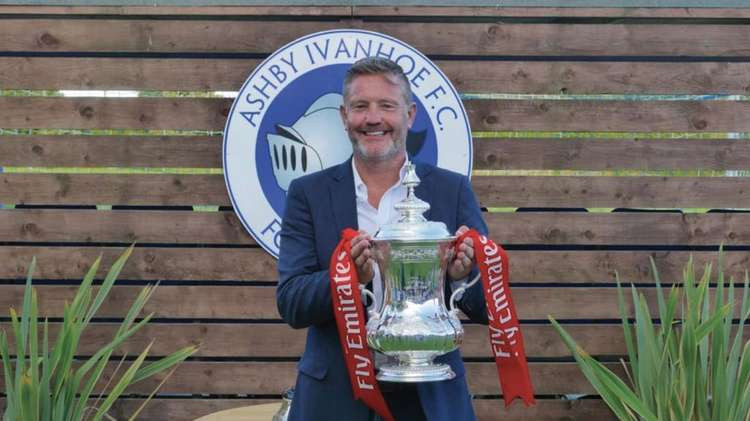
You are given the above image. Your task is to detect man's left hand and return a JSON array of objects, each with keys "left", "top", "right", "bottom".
[{"left": 448, "top": 225, "right": 474, "bottom": 281}]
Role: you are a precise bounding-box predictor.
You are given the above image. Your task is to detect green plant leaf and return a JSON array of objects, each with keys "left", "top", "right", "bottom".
[
  {"left": 84, "top": 245, "right": 134, "bottom": 326},
  {"left": 549, "top": 316, "right": 657, "bottom": 420},
  {"left": 91, "top": 342, "right": 154, "bottom": 421},
  {"left": 552, "top": 252, "right": 750, "bottom": 420},
  {"left": 616, "top": 273, "right": 638, "bottom": 390},
  {"left": 40, "top": 318, "right": 52, "bottom": 421},
  {"left": 131, "top": 345, "right": 197, "bottom": 384},
  {"left": 0, "top": 330, "right": 16, "bottom": 417},
  {"left": 1, "top": 246, "right": 196, "bottom": 420}
]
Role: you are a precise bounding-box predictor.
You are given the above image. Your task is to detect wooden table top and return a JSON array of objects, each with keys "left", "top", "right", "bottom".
[{"left": 194, "top": 402, "right": 283, "bottom": 421}]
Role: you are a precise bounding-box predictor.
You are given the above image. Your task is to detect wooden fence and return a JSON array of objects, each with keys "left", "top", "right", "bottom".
[{"left": 2, "top": 5, "right": 750, "bottom": 420}]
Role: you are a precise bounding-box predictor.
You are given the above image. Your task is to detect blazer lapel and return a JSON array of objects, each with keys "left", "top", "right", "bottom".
[{"left": 329, "top": 158, "right": 359, "bottom": 234}]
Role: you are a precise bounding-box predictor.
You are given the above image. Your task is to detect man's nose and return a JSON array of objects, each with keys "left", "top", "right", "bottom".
[{"left": 364, "top": 106, "right": 383, "bottom": 124}]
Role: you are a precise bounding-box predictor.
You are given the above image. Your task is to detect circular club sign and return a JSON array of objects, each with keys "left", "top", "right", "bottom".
[{"left": 223, "top": 29, "right": 473, "bottom": 258}]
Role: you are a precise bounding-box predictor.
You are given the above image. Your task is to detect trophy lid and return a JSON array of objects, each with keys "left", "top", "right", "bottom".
[{"left": 374, "top": 161, "right": 453, "bottom": 242}]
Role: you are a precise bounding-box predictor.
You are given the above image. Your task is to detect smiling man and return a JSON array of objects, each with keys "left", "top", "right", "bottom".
[{"left": 276, "top": 57, "right": 489, "bottom": 421}]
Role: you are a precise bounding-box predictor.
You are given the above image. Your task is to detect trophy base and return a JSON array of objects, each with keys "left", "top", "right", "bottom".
[{"left": 376, "top": 363, "right": 455, "bottom": 383}]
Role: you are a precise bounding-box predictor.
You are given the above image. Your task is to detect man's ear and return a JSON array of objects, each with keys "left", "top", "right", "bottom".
[
  {"left": 339, "top": 105, "right": 348, "bottom": 129},
  {"left": 407, "top": 102, "right": 417, "bottom": 128}
]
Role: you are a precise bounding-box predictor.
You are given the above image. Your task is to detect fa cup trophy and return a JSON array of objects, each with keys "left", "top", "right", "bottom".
[{"left": 362, "top": 161, "right": 476, "bottom": 382}]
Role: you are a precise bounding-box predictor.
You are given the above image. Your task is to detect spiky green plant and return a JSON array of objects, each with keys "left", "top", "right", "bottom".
[
  {"left": 0, "top": 246, "right": 198, "bottom": 420},
  {"left": 550, "top": 254, "right": 750, "bottom": 421}
]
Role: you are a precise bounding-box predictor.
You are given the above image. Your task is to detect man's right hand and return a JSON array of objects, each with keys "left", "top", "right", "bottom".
[{"left": 350, "top": 231, "right": 374, "bottom": 285}]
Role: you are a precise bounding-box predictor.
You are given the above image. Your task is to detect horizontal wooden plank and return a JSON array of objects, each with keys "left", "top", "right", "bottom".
[
  {"left": 4, "top": 210, "right": 750, "bottom": 248},
  {"left": 0, "top": 246, "right": 746, "bottom": 284},
  {"left": 5, "top": 136, "right": 750, "bottom": 172},
  {"left": 0, "top": 174, "right": 229, "bottom": 206},
  {"left": 471, "top": 176, "right": 750, "bottom": 208},
  {"left": 0, "top": 209, "right": 255, "bottom": 245},
  {"left": 488, "top": 212, "right": 750, "bottom": 246},
  {"left": 445, "top": 60, "right": 750, "bottom": 96},
  {"left": 4, "top": 97, "right": 750, "bottom": 132},
  {"left": 5, "top": 58, "right": 750, "bottom": 94},
  {"left": 0, "top": 5, "right": 746, "bottom": 18},
  {"left": 2, "top": 20, "right": 750, "bottom": 56},
  {"left": 0, "top": 360, "right": 614, "bottom": 395},
  {"left": 353, "top": 7, "right": 750, "bottom": 18},
  {"left": 0, "top": 5, "right": 351, "bottom": 16},
  {"left": 0, "top": 97, "right": 230, "bottom": 131},
  {"left": 0, "top": 322, "right": 631, "bottom": 358},
  {"left": 467, "top": 99, "right": 750, "bottom": 132},
  {"left": 475, "top": 398, "right": 614, "bottom": 421},
  {"left": 4, "top": 174, "right": 750, "bottom": 207},
  {"left": 0, "top": 57, "right": 263, "bottom": 91},
  {"left": 0, "top": 397, "right": 614, "bottom": 421},
  {"left": 0, "top": 136, "right": 221, "bottom": 168},
  {"left": 0, "top": 285, "right": 744, "bottom": 320},
  {"left": 474, "top": 138, "right": 750, "bottom": 171}
]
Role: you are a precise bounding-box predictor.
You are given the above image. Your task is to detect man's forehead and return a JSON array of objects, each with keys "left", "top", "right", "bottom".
[
  {"left": 344, "top": 73, "right": 410, "bottom": 102},
  {"left": 349, "top": 72, "right": 401, "bottom": 87}
]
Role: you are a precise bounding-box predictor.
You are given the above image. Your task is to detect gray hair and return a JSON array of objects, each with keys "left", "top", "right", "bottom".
[{"left": 342, "top": 57, "right": 414, "bottom": 105}]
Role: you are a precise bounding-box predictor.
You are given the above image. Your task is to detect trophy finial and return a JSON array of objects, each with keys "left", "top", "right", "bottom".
[{"left": 394, "top": 160, "right": 430, "bottom": 223}]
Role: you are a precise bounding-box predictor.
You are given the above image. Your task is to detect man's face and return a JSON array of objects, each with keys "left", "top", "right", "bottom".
[{"left": 340, "top": 73, "right": 416, "bottom": 164}]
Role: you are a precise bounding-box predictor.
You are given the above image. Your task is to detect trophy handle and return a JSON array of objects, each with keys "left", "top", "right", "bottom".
[
  {"left": 449, "top": 273, "right": 482, "bottom": 315},
  {"left": 359, "top": 284, "right": 378, "bottom": 319}
]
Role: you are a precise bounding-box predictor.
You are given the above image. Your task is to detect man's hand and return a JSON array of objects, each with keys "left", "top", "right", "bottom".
[
  {"left": 448, "top": 225, "right": 474, "bottom": 281},
  {"left": 350, "top": 230, "right": 375, "bottom": 284}
]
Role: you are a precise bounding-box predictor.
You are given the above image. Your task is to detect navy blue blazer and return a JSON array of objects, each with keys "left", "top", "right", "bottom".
[{"left": 276, "top": 158, "right": 489, "bottom": 421}]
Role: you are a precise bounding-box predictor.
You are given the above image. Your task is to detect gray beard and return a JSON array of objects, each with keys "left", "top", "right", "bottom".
[{"left": 351, "top": 139, "right": 403, "bottom": 163}]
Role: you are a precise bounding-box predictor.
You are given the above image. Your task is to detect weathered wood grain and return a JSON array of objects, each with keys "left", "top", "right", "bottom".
[
  {"left": 474, "top": 398, "right": 614, "bottom": 421},
  {"left": 4, "top": 209, "right": 750, "bottom": 249},
  {"left": 5, "top": 173, "right": 750, "bottom": 207},
  {"left": 0, "top": 5, "right": 746, "bottom": 18},
  {"left": 471, "top": 176, "right": 750, "bottom": 208},
  {"left": 0, "top": 97, "right": 231, "bottom": 131},
  {"left": 0, "top": 322, "right": 631, "bottom": 358},
  {"left": 0, "top": 5, "right": 351, "bottom": 16},
  {"left": 0, "top": 361, "right": 616, "bottom": 395},
  {"left": 4, "top": 58, "right": 750, "bottom": 94},
  {"left": 474, "top": 138, "right": 750, "bottom": 171},
  {"left": 487, "top": 212, "right": 750, "bottom": 246},
  {"left": 0, "top": 57, "right": 258, "bottom": 90},
  {"left": 445, "top": 60, "right": 750, "bottom": 95},
  {"left": 0, "top": 209, "right": 255, "bottom": 244},
  {"left": 466, "top": 99, "right": 750, "bottom": 132},
  {"left": 0, "top": 174, "right": 229, "bottom": 206},
  {"left": 4, "top": 97, "right": 750, "bottom": 132},
  {"left": 2, "top": 20, "right": 750, "bottom": 56},
  {"left": 0, "top": 246, "right": 746, "bottom": 284},
  {"left": 353, "top": 6, "right": 750, "bottom": 18},
  {"left": 6, "top": 136, "right": 750, "bottom": 172},
  {"left": 0, "top": 136, "right": 221, "bottom": 168},
  {"left": 0, "top": 285, "right": 744, "bottom": 320}
]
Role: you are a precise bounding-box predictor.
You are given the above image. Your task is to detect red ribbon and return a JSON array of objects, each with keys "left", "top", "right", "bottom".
[
  {"left": 329, "top": 228, "right": 393, "bottom": 421},
  {"left": 456, "top": 229, "right": 535, "bottom": 407},
  {"left": 329, "top": 228, "right": 534, "bottom": 417}
]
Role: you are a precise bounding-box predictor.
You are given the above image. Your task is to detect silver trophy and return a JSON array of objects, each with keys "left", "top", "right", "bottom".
[{"left": 362, "top": 161, "right": 478, "bottom": 383}]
